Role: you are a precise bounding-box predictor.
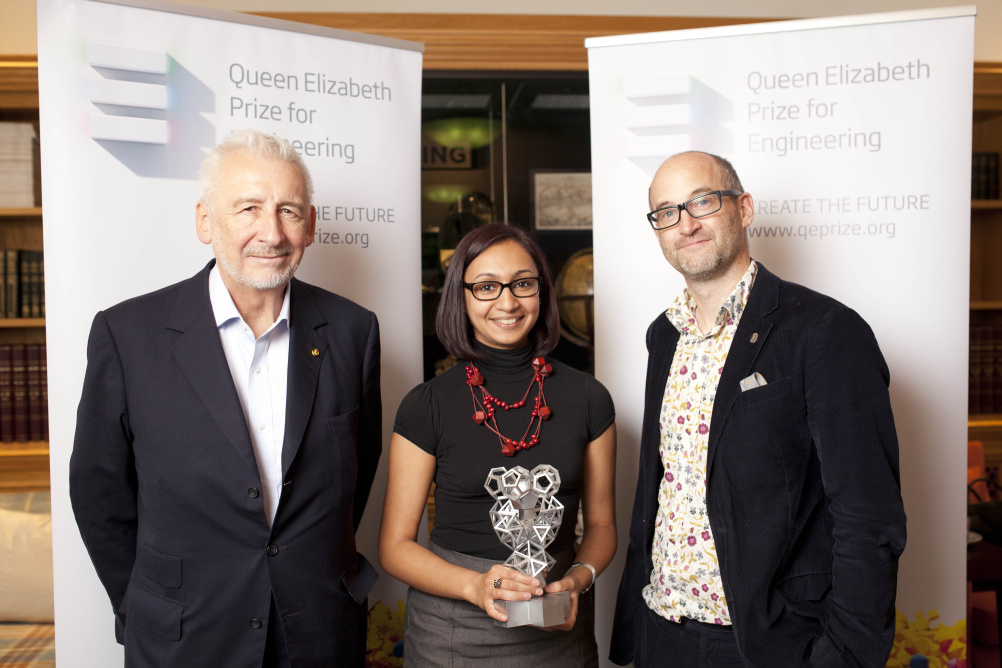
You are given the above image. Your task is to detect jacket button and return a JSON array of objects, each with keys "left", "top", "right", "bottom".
[
  {"left": 249, "top": 618, "right": 262, "bottom": 629},
  {"left": 248, "top": 487, "right": 260, "bottom": 499},
  {"left": 266, "top": 544, "right": 279, "bottom": 556}
]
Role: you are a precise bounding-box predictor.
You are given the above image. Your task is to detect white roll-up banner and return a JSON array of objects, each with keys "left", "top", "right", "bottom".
[
  {"left": 37, "top": 0, "right": 423, "bottom": 662},
  {"left": 587, "top": 7, "right": 973, "bottom": 666}
]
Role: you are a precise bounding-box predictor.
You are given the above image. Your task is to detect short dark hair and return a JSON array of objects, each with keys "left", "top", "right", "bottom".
[{"left": 436, "top": 222, "right": 560, "bottom": 361}]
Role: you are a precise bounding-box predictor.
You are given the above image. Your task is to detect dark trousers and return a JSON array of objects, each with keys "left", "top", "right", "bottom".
[
  {"left": 263, "top": 595, "right": 291, "bottom": 668},
  {"left": 634, "top": 605, "right": 745, "bottom": 668}
]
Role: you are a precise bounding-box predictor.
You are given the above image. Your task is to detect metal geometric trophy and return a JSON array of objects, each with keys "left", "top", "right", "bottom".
[{"left": 484, "top": 465, "right": 571, "bottom": 627}]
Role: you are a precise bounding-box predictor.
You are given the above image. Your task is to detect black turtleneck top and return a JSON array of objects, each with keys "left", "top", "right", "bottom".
[{"left": 394, "top": 345, "right": 615, "bottom": 560}]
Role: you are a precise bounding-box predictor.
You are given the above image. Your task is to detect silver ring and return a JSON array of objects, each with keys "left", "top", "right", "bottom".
[{"left": 493, "top": 577, "right": 503, "bottom": 589}]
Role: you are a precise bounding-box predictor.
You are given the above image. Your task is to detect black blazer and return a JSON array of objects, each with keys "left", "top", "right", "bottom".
[
  {"left": 70, "top": 261, "right": 381, "bottom": 667},
  {"left": 610, "top": 264, "right": 906, "bottom": 668}
]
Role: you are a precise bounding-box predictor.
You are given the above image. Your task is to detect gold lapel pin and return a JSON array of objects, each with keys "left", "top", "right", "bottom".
[
  {"left": 750, "top": 333, "right": 759, "bottom": 343},
  {"left": 311, "top": 348, "right": 320, "bottom": 356}
]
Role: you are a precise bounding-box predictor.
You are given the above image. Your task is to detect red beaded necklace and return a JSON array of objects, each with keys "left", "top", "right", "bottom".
[{"left": 466, "top": 356, "right": 553, "bottom": 457}]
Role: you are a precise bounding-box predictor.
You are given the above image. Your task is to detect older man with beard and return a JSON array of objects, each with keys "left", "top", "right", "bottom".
[
  {"left": 70, "top": 129, "right": 381, "bottom": 667},
  {"left": 610, "top": 151, "right": 906, "bottom": 668}
]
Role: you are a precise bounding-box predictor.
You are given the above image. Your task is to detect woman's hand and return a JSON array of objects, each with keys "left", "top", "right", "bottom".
[
  {"left": 540, "top": 567, "right": 591, "bottom": 631},
  {"left": 473, "top": 564, "right": 543, "bottom": 623}
]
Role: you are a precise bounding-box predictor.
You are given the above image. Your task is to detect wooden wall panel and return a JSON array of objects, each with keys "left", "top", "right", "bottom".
[
  {"left": 253, "top": 13, "right": 779, "bottom": 71},
  {"left": 0, "top": 447, "right": 50, "bottom": 493},
  {"left": 0, "top": 57, "right": 38, "bottom": 110},
  {"left": 975, "top": 62, "right": 1002, "bottom": 115}
]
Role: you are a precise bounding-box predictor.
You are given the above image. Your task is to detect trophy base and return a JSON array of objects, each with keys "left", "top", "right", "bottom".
[{"left": 493, "top": 591, "right": 571, "bottom": 628}]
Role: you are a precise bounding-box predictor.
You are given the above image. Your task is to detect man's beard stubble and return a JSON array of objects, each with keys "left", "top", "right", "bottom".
[
  {"left": 215, "top": 242, "right": 299, "bottom": 291},
  {"left": 659, "top": 212, "right": 745, "bottom": 284}
]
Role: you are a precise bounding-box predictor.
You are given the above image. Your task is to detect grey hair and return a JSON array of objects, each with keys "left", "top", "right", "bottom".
[{"left": 199, "top": 129, "right": 313, "bottom": 213}]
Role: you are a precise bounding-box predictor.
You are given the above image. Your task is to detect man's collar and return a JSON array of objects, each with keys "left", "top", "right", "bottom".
[
  {"left": 208, "top": 265, "right": 290, "bottom": 330},
  {"left": 666, "top": 260, "right": 758, "bottom": 338},
  {"left": 716, "top": 259, "right": 757, "bottom": 325}
]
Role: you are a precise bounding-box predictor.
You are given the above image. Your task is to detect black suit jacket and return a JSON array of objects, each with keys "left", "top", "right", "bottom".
[
  {"left": 610, "top": 264, "right": 906, "bottom": 668},
  {"left": 70, "top": 261, "right": 381, "bottom": 667}
]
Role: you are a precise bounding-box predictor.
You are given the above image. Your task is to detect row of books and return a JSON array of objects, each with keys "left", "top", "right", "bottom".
[
  {"left": 1, "top": 249, "right": 45, "bottom": 319},
  {"left": 970, "top": 325, "right": 1002, "bottom": 415},
  {"left": 972, "top": 152, "right": 999, "bottom": 200},
  {"left": 0, "top": 344, "right": 47, "bottom": 443},
  {"left": 0, "top": 122, "right": 40, "bottom": 208}
]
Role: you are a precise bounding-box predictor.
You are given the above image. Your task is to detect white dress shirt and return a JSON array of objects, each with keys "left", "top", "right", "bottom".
[{"left": 208, "top": 266, "right": 290, "bottom": 527}]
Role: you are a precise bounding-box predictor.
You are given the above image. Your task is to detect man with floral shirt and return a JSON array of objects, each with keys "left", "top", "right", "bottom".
[{"left": 610, "top": 151, "right": 906, "bottom": 667}]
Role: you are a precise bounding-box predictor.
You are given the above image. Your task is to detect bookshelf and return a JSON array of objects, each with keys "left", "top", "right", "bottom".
[
  {"left": 0, "top": 208, "right": 45, "bottom": 344},
  {"left": 0, "top": 57, "right": 47, "bottom": 492},
  {"left": 0, "top": 207, "right": 42, "bottom": 217},
  {"left": 971, "top": 62, "right": 1002, "bottom": 469},
  {"left": 0, "top": 318, "right": 45, "bottom": 328},
  {"left": 0, "top": 445, "right": 49, "bottom": 492}
]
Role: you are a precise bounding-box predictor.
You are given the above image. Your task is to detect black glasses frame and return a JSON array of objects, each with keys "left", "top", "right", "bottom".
[
  {"left": 646, "top": 190, "right": 744, "bottom": 230},
  {"left": 464, "top": 277, "right": 543, "bottom": 301}
]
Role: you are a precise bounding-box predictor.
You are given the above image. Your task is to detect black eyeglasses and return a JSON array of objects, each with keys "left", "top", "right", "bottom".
[
  {"left": 464, "top": 277, "right": 542, "bottom": 301},
  {"left": 646, "top": 190, "right": 743, "bottom": 230}
]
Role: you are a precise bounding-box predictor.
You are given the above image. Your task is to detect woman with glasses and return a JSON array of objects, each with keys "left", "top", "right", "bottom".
[{"left": 380, "top": 222, "right": 617, "bottom": 666}]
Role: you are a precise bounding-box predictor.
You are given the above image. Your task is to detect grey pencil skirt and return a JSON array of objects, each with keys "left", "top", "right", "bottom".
[{"left": 402, "top": 542, "right": 599, "bottom": 667}]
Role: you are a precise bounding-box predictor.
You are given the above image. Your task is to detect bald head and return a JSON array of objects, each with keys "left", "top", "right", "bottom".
[{"left": 649, "top": 151, "right": 743, "bottom": 210}]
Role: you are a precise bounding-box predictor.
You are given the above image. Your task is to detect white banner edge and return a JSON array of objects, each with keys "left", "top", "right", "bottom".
[
  {"left": 584, "top": 5, "right": 978, "bottom": 49},
  {"left": 88, "top": 0, "right": 426, "bottom": 53}
]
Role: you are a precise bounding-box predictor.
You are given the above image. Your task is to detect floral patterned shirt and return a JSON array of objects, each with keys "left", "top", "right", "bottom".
[{"left": 642, "top": 260, "right": 757, "bottom": 625}]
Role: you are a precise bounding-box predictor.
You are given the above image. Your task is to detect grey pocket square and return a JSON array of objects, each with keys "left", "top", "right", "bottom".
[{"left": 739, "top": 372, "right": 768, "bottom": 392}]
